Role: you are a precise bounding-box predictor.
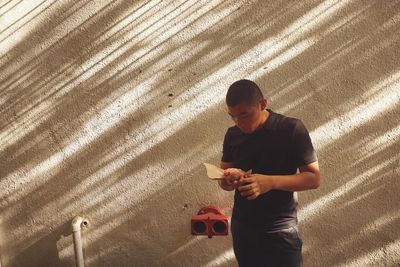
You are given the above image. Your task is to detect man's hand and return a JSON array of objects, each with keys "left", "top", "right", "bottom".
[
  {"left": 224, "top": 168, "right": 246, "bottom": 185},
  {"left": 237, "top": 162, "right": 321, "bottom": 199},
  {"left": 218, "top": 167, "right": 248, "bottom": 191},
  {"left": 238, "top": 174, "right": 275, "bottom": 200}
]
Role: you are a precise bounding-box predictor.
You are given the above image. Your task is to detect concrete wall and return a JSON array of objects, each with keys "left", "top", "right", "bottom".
[{"left": 1, "top": 0, "right": 399, "bottom": 266}]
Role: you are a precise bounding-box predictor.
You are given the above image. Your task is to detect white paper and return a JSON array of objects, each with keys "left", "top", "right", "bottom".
[
  {"left": 203, "top": 163, "right": 252, "bottom": 180},
  {"left": 203, "top": 163, "right": 224, "bottom": 180}
]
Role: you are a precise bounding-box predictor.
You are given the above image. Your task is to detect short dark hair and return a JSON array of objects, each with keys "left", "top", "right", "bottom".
[{"left": 226, "top": 79, "right": 264, "bottom": 107}]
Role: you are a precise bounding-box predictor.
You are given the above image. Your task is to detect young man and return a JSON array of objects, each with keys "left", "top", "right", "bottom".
[{"left": 219, "top": 79, "right": 320, "bottom": 267}]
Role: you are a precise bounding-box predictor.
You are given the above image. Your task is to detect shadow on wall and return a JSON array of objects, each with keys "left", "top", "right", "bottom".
[
  {"left": 9, "top": 221, "right": 71, "bottom": 267},
  {"left": 0, "top": 0, "right": 399, "bottom": 266}
]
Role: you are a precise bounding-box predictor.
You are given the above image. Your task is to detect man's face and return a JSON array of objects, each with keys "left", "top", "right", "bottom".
[{"left": 228, "top": 101, "right": 263, "bottom": 134}]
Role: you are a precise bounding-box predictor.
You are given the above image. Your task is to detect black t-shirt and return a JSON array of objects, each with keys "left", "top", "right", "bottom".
[{"left": 222, "top": 109, "right": 317, "bottom": 230}]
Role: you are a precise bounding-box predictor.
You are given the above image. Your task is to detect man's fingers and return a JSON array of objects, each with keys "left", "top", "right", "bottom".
[
  {"left": 247, "top": 194, "right": 258, "bottom": 200},
  {"left": 243, "top": 173, "right": 252, "bottom": 178},
  {"left": 240, "top": 190, "right": 259, "bottom": 200},
  {"left": 238, "top": 183, "right": 253, "bottom": 191},
  {"left": 225, "top": 174, "right": 244, "bottom": 182},
  {"left": 241, "top": 177, "right": 254, "bottom": 183},
  {"left": 240, "top": 190, "right": 254, "bottom": 197}
]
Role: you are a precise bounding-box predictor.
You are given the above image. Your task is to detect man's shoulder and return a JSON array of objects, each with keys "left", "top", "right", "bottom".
[
  {"left": 225, "top": 125, "right": 241, "bottom": 136},
  {"left": 269, "top": 110, "right": 302, "bottom": 132}
]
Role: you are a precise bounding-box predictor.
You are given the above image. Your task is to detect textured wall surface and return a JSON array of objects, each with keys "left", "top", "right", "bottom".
[{"left": 1, "top": 0, "right": 400, "bottom": 266}]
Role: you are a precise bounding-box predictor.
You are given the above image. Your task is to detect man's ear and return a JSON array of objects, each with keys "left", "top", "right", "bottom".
[{"left": 259, "top": 99, "right": 267, "bottom": 110}]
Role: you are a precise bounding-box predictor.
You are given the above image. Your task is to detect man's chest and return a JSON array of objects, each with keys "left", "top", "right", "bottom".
[{"left": 230, "top": 132, "right": 293, "bottom": 173}]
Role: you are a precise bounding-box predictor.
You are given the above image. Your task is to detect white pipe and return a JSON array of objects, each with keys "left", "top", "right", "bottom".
[{"left": 72, "top": 216, "right": 89, "bottom": 267}]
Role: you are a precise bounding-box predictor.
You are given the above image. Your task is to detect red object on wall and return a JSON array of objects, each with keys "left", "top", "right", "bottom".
[{"left": 191, "top": 205, "right": 228, "bottom": 238}]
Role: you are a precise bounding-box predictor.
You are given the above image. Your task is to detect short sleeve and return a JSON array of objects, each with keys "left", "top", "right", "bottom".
[
  {"left": 292, "top": 120, "right": 317, "bottom": 167},
  {"left": 221, "top": 130, "right": 233, "bottom": 162}
]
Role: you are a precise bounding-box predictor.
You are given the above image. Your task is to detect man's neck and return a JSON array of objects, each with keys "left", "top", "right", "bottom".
[{"left": 256, "top": 109, "right": 270, "bottom": 130}]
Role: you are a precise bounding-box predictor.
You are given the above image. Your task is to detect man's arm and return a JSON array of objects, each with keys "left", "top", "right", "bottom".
[
  {"left": 273, "top": 161, "right": 320, "bottom": 191},
  {"left": 218, "top": 161, "right": 236, "bottom": 191},
  {"left": 238, "top": 161, "right": 321, "bottom": 200}
]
